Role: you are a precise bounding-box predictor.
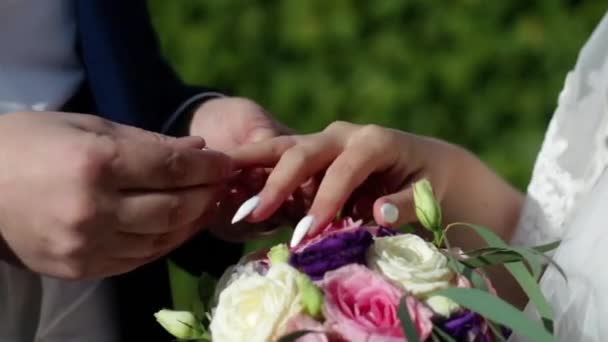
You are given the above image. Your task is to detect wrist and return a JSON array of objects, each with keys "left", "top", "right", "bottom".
[{"left": 163, "top": 92, "right": 226, "bottom": 137}]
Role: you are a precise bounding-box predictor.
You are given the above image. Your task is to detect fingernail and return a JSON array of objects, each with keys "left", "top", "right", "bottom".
[
  {"left": 231, "top": 196, "right": 260, "bottom": 224},
  {"left": 380, "top": 203, "right": 399, "bottom": 224},
  {"left": 290, "top": 215, "right": 314, "bottom": 248}
]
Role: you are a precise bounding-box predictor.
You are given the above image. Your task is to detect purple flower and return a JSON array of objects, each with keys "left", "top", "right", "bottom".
[
  {"left": 376, "top": 226, "right": 402, "bottom": 237},
  {"left": 435, "top": 310, "right": 493, "bottom": 342},
  {"left": 289, "top": 229, "right": 373, "bottom": 280}
]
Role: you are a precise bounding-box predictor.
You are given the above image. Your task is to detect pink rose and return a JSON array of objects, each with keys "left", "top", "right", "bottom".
[{"left": 321, "top": 265, "right": 433, "bottom": 342}]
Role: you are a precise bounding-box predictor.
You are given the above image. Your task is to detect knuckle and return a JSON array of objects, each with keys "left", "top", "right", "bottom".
[
  {"left": 63, "top": 196, "right": 99, "bottom": 229},
  {"left": 271, "top": 136, "right": 297, "bottom": 156},
  {"left": 60, "top": 260, "right": 89, "bottom": 280},
  {"left": 352, "top": 125, "right": 391, "bottom": 150},
  {"left": 55, "top": 234, "right": 88, "bottom": 258},
  {"left": 357, "top": 124, "right": 385, "bottom": 140},
  {"left": 70, "top": 137, "right": 118, "bottom": 185},
  {"left": 76, "top": 115, "right": 115, "bottom": 133},
  {"left": 230, "top": 97, "right": 264, "bottom": 113},
  {"left": 51, "top": 236, "right": 90, "bottom": 279},
  {"left": 325, "top": 120, "right": 350, "bottom": 132},
  {"left": 166, "top": 196, "right": 183, "bottom": 228},
  {"left": 283, "top": 146, "right": 312, "bottom": 168},
  {"left": 328, "top": 158, "right": 362, "bottom": 182},
  {"left": 165, "top": 150, "right": 186, "bottom": 185}
]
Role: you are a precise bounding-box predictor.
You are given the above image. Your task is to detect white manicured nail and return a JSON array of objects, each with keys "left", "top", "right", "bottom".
[
  {"left": 231, "top": 196, "right": 260, "bottom": 224},
  {"left": 380, "top": 203, "right": 399, "bottom": 224},
  {"left": 290, "top": 215, "right": 314, "bottom": 248}
]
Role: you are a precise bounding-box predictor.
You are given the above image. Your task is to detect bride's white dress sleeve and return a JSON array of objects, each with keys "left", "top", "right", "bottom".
[{"left": 509, "top": 11, "right": 608, "bottom": 342}]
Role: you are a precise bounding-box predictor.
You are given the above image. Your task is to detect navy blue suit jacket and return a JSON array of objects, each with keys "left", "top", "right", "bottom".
[{"left": 73, "top": 1, "right": 243, "bottom": 340}]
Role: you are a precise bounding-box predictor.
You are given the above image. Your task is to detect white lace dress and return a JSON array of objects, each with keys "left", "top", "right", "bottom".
[{"left": 509, "top": 11, "right": 608, "bottom": 342}]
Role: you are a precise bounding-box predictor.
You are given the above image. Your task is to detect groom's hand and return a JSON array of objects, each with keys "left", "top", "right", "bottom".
[
  {"left": 0, "top": 112, "right": 233, "bottom": 279},
  {"left": 189, "top": 97, "right": 308, "bottom": 241},
  {"left": 189, "top": 97, "right": 290, "bottom": 149}
]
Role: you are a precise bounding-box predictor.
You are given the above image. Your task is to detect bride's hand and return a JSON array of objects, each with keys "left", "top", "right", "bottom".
[{"left": 229, "top": 121, "right": 456, "bottom": 235}]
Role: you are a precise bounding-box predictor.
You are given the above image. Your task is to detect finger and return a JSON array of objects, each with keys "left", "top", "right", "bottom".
[
  {"left": 305, "top": 146, "right": 393, "bottom": 235},
  {"left": 117, "top": 185, "right": 224, "bottom": 234},
  {"left": 247, "top": 126, "right": 280, "bottom": 143},
  {"left": 112, "top": 139, "right": 233, "bottom": 189},
  {"left": 108, "top": 217, "right": 204, "bottom": 259},
  {"left": 169, "top": 136, "right": 207, "bottom": 149},
  {"left": 373, "top": 187, "right": 416, "bottom": 228},
  {"left": 249, "top": 135, "right": 340, "bottom": 222},
  {"left": 228, "top": 136, "right": 297, "bottom": 169},
  {"left": 114, "top": 123, "right": 206, "bottom": 147}
]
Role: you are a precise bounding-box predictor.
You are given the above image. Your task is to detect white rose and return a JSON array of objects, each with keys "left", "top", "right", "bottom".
[
  {"left": 425, "top": 295, "right": 460, "bottom": 317},
  {"left": 210, "top": 263, "right": 303, "bottom": 342},
  {"left": 367, "top": 234, "right": 453, "bottom": 296}
]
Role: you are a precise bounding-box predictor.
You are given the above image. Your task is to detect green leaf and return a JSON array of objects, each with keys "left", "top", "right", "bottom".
[
  {"left": 532, "top": 241, "right": 561, "bottom": 254},
  {"left": 432, "top": 326, "right": 456, "bottom": 342},
  {"left": 398, "top": 297, "right": 421, "bottom": 342},
  {"left": 168, "top": 260, "right": 200, "bottom": 312},
  {"left": 505, "top": 262, "right": 554, "bottom": 332},
  {"left": 461, "top": 249, "right": 523, "bottom": 268},
  {"left": 277, "top": 330, "right": 320, "bottom": 342},
  {"left": 198, "top": 273, "right": 217, "bottom": 315},
  {"left": 514, "top": 246, "right": 567, "bottom": 282},
  {"left": 486, "top": 321, "right": 507, "bottom": 342},
  {"left": 511, "top": 247, "right": 543, "bottom": 280},
  {"left": 445, "top": 223, "right": 555, "bottom": 328},
  {"left": 436, "top": 288, "right": 554, "bottom": 342}
]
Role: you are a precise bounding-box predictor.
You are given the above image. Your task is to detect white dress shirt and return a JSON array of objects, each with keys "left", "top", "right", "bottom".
[
  {"left": 0, "top": 1, "right": 117, "bottom": 341},
  {"left": 0, "top": 0, "right": 83, "bottom": 114}
]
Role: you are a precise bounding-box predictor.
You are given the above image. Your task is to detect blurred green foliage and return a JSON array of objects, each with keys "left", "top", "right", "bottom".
[{"left": 148, "top": 1, "right": 604, "bottom": 190}]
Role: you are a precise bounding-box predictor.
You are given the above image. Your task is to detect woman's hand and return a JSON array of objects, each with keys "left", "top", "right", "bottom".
[
  {"left": 231, "top": 121, "right": 522, "bottom": 243},
  {"left": 229, "top": 122, "right": 451, "bottom": 233}
]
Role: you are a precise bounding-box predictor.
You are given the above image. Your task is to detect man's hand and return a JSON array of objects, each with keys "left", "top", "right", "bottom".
[
  {"left": 0, "top": 112, "right": 232, "bottom": 279},
  {"left": 189, "top": 97, "right": 290, "bottom": 150},
  {"left": 189, "top": 97, "right": 307, "bottom": 241}
]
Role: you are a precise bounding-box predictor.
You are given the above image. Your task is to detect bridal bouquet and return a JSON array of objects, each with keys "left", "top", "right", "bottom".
[{"left": 155, "top": 180, "right": 561, "bottom": 342}]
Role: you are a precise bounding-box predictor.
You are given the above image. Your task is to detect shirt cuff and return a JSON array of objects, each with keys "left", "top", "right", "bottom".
[{"left": 161, "top": 91, "right": 226, "bottom": 135}]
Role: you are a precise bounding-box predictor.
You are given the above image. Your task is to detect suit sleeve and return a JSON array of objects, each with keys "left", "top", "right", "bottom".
[{"left": 77, "top": 0, "right": 243, "bottom": 275}]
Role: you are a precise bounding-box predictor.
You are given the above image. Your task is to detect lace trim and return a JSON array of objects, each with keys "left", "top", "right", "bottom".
[{"left": 513, "top": 58, "right": 608, "bottom": 246}]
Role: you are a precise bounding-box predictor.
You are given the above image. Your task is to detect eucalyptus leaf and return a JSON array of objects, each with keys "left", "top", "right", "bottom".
[
  {"left": 486, "top": 321, "right": 507, "bottom": 342},
  {"left": 512, "top": 247, "right": 544, "bottom": 281},
  {"left": 445, "top": 223, "right": 555, "bottom": 328},
  {"left": 431, "top": 326, "right": 456, "bottom": 342},
  {"left": 532, "top": 241, "right": 561, "bottom": 254},
  {"left": 514, "top": 247, "right": 567, "bottom": 282},
  {"left": 436, "top": 288, "right": 554, "bottom": 342},
  {"left": 505, "top": 262, "right": 554, "bottom": 332},
  {"left": 398, "top": 297, "right": 421, "bottom": 342},
  {"left": 461, "top": 250, "right": 523, "bottom": 268}
]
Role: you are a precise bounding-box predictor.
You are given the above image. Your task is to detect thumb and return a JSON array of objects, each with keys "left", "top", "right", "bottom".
[{"left": 373, "top": 188, "right": 416, "bottom": 228}]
